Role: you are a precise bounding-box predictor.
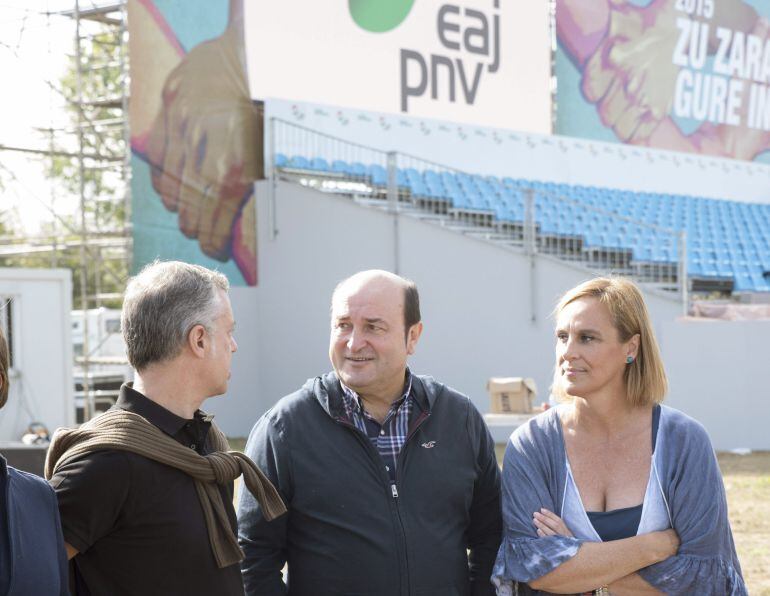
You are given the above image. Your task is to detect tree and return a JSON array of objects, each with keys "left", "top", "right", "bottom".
[{"left": 0, "top": 15, "right": 129, "bottom": 310}]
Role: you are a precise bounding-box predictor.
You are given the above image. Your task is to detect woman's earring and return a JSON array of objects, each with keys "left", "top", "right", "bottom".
[{"left": 626, "top": 356, "right": 634, "bottom": 364}]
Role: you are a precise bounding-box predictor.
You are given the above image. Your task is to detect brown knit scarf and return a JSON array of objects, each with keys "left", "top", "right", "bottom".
[{"left": 44, "top": 408, "right": 286, "bottom": 569}]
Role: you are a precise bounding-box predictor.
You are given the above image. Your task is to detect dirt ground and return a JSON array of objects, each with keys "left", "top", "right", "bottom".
[{"left": 234, "top": 439, "right": 769, "bottom": 594}]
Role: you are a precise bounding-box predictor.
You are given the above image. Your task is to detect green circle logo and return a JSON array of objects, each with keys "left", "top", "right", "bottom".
[{"left": 349, "top": 0, "right": 415, "bottom": 33}]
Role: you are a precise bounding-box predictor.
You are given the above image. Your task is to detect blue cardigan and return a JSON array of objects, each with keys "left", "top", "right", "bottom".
[
  {"left": 492, "top": 405, "right": 746, "bottom": 595},
  {"left": 0, "top": 455, "right": 68, "bottom": 595}
]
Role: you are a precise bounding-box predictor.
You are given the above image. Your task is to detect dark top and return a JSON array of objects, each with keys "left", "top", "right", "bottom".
[
  {"left": 587, "top": 504, "right": 644, "bottom": 542},
  {"left": 50, "top": 384, "right": 244, "bottom": 596},
  {"left": 0, "top": 459, "right": 9, "bottom": 596},
  {"left": 1, "top": 455, "right": 68, "bottom": 595},
  {"left": 587, "top": 405, "right": 662, "bottom": 542},
  {"left": 237, "top": 372, "right": 502, "bottom": 596}
]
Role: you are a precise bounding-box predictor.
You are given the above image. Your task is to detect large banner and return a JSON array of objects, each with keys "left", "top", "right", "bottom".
[
  {"left": 555, "top": 0, "right": 770, "bottom": 163},
  {"left": 129, "top": 0, "right": 259, "bottom": 285},
  {"left": 245, "top": 1, "right": 551, "bottom": 133},
  {"left": 128, "top": 0, "right": 550, "bottom": 285}
]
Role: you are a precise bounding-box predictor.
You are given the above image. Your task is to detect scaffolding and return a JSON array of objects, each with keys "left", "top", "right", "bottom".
[{"left": 0, "top": 1, "right": 132, "bottom": 422}]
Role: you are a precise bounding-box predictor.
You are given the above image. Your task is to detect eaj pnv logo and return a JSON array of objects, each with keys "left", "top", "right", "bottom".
[
  {"left": 350, "top": 0, "right": 501, "bottom": 115},
  {"left": 349, "top": 0, "right": 415, "bottom": 33},
  {"left": 401, "top": 1, "right": 500, "bottom": 113}
]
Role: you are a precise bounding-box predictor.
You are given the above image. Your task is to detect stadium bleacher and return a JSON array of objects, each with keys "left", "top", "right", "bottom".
[{"left": 275, "top": 153, "right": 770, "bottom": 293}]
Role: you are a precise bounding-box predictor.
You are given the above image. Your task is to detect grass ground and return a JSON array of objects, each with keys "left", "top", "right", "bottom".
[
  {"left": 719, "top": 452, "right": 770, "bottom": 595},
  {"left": 232, "top": 438, "right": 769, "bottom": 593}
]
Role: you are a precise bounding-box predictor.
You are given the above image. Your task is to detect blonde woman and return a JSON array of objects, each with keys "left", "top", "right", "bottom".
[{"left": 492, "top": 277, "right": 745, "bottom": 595}]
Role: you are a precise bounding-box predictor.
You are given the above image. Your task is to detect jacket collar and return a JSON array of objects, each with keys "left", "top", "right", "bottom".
[
  {"left": 114, "top": 383, "right": 212, "bottom": 438},
  {"left": 311, "top": 370, "right": 438, "bottom": 419}
]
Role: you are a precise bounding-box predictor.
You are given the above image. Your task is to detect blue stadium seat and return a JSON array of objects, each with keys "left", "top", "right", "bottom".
[
  {"left": 309, "top": 157, "right": 330, "bottom": 172},
  {"left": 332, "top": 160, "right": 352, "bottom": 175},
  {"left": 699, "top": 260, "right": 719, "bottom": 277},
  {"left": 426, "top": 186, "right": 448, "bottom": 200},
  {"left": 274, "top": 153, "right": 288, "bottom": 168},
  {"left": 715, "top": 261, "right": 734, "bottom": 277},
  {"left": 583, "top": 232, "right": 602, "bottom": 248},
  {"left": 481, "top": 190, "right": 498, "bottom": 206},
  {"left": 494, "top": 204, "right": 518, "bottom": 222},
  {"left": 349, "top": 162, "right": 367, "bottom": 177},
  {"left": 602, "top": 233, "right": 624, "bottom": 250},
  {"left": 448, "top": 189, "right": 471, "bottom": 210},
  {"left": 424, "top": 170, "right": 442, "bottom": 189},
  {"left": 750, "top": 274, "right": 770, "bottom": 292},
  {"left": 290, "top": 155, "right": 310, "bottom": 169},
  {"left": 733, "top": 272, "right": 753, "bottom": 291},
  {"left": 367, "top": 164, "right": 387, "bottom": 186},
  {"left": 540, "top": 219, "right": 558, "bottom": 234},
  {"left": 687, "top": 260, "right": 704, "bottom": 276},
  {"left": 469, "top": 196, "right": 491, "bottom": 212}
]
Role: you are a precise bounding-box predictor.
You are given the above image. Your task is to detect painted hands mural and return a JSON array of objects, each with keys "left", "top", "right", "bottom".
[
  {"left": 129, "top": 0, "right": 258, "bottom": 285},
  {"left": 557, "top": 0, "right": 770, "bottom": 161}
]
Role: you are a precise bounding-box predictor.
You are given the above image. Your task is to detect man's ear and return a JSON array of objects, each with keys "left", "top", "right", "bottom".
[
  {"left": 406, "top": 321, "right": 423, "bottom": 356},
  {"left": 187, "top": 324, "right": 207, "bottom": 359}
]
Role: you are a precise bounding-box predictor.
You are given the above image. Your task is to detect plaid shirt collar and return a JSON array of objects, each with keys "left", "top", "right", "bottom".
[{"left": 339, "top": 368, "right": 414, "bottom": 423}]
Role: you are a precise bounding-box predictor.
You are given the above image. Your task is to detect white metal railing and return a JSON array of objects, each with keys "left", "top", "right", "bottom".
[{"left": 269, "top": 118, "right": 689, "bottom": 308}]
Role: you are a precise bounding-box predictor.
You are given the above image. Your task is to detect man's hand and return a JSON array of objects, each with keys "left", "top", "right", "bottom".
[
  {"left": 582, "top": 0, "right": 680, "bottom": 142},
  {"left": 145, "top": 26, "right": 261, "bottom": 262}
]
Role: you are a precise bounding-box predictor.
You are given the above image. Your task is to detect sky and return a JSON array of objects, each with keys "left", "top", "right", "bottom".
[{"left": 0, "top": 1, "right": 108, "bottom": 235}]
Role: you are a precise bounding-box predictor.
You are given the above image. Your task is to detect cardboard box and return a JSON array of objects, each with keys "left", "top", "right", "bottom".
[{"left": 487, "top": 377, "right": 538, "bottom": 413}]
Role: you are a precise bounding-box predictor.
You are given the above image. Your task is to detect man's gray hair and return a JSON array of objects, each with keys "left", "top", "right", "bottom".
[{"left": 122, "top": 261, "right": 229, "bottom": 371}]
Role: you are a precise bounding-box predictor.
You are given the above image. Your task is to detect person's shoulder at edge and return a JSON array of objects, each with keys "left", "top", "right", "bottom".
[{"left": 8, "top": 465, "right": 57, "bottom": 499}]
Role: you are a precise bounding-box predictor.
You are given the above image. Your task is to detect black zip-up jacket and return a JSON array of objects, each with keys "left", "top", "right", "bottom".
[{"left": 237, "top": 372, "right": 502, "bottom": 596}]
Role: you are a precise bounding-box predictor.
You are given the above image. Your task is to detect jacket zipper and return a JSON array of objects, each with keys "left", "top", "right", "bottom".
[
  {"left": 389, "top": 409, "right": 432, "bottom": 595},
  {"left": 333, "top": 409, "right": 431, "bottom": 596},
  {"left": 334, "top": 415, "right": 403, "bottom": 501}
]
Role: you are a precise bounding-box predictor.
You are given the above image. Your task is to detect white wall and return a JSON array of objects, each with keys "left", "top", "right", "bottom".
[
  {"left": 0, "top": 268, "right": 73, "bottom": 441},
  {"left": 659, "top": 319, "right": 770, "bottom": 450},
  {"left": 209, "top": 181, "right": 768, "bottom": 450}
]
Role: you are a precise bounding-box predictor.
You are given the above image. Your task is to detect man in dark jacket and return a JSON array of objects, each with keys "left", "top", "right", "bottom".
[{"left": 237, "top": 270, "right": 502, "bottom": 596}]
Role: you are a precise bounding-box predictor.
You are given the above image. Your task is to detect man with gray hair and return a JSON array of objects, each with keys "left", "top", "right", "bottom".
[
  {"left": 48, "top": 260, "right": 284, "bottom": 595},
  {"left": 238, "top": 269, "right": 501, "bottom": 595}
]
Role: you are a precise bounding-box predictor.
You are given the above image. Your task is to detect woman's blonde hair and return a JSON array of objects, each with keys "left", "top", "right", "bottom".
[{"left": 551, "top": 277, "right": 667, "bottom": 407}]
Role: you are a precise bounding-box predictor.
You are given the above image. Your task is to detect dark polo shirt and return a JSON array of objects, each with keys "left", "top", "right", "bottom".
[{"left": 50, "top": 384, "right": 244, "bottom": 596}]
